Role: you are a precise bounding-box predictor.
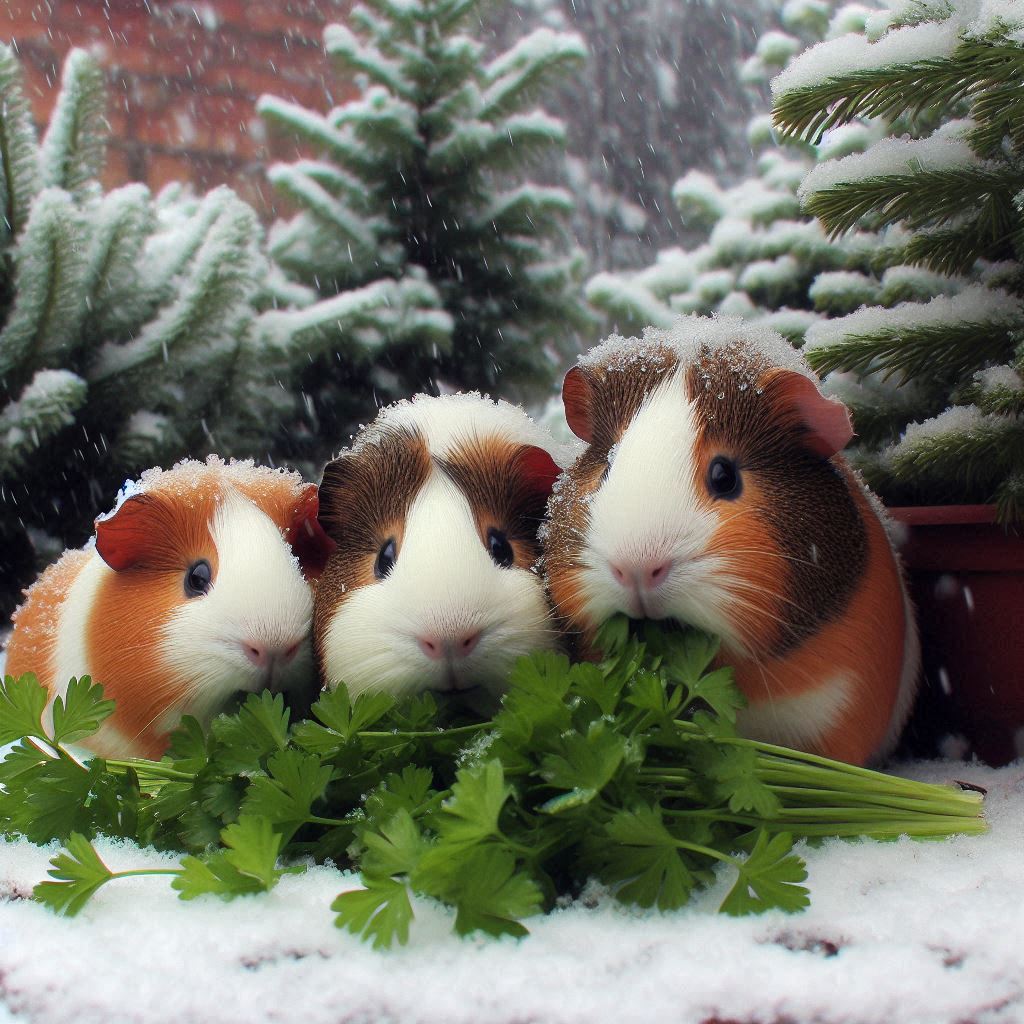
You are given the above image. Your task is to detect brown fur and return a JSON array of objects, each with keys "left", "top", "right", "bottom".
[
  {"left": 314, "top": 427, "right": 433, "bottom": 670},
  {"left": 438, "top": 437, "right": 553, "bottom": 570}
]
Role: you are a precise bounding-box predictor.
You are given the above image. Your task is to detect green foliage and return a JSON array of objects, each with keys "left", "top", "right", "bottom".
[
  {"left": 0, "top": 622, "right": 986, "bottom": 947},
  {"left": 258, "top": 0, "right": 590, "bottom": 461},
  {"left": 773, "top": 17, "right": 1024, "bottom": 519},
  {"left": 0, "top": 45, "right": 291, "bottom": 616}
]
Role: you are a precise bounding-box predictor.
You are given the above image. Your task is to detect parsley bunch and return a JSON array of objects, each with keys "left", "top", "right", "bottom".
[{"left": 0, "top": 622, "right": 985, "bottom": 946}]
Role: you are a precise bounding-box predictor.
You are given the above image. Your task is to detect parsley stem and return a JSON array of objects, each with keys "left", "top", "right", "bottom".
[
  {"left": 357, "top": 723, "right": 487, "bottom": 739},
  {"left": 105, "top": 759, "right": 197, "bottom": 781},
  {"left": 307, "top": 815, "right": 349, "bottom": 828},
  {"left": 110, "top": 869, "right": 182, "bottom": 879}
]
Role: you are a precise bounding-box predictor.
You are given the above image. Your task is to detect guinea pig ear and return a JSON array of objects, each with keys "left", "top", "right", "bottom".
[
  {"left": 287, "top": 484, "right": 336, "bottom": 580},
  {"left": 516, "top": 445, "right": 562, "bottom": 503},
  {"left": 765, "top": 369, "right": 854, "bottom": 459},
  {"left": 562, "top": 366, "right": 595, "bottom": 443},
  {"left": 94, "top": 494, "right": 165, "bottom": 571}
]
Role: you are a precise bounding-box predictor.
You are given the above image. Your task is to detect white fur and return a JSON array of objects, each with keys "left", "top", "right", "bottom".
[
  {"left": 580, "top": 370, "right": 745, "bottom": 650},
  {"left": 49, "top": 554, "right": 107, "bottom": 731},
  {"left": 735, "top": 673, "right": 854, "bottom": 750},
  {"left": 320, "top": 471, "right": 555, "bottom": 702},
  {"left": 161, "top": 490, "right": 314, "bottom": 727}
]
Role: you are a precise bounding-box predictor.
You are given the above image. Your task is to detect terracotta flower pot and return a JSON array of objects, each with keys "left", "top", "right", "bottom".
[{"left": 888, "top": 504, "right": 1024, "bottom": 766}]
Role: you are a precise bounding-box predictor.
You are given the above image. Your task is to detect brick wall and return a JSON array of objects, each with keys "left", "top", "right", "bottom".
[{"left": 2, "top": 0, "right": 356, "bottom": 216}]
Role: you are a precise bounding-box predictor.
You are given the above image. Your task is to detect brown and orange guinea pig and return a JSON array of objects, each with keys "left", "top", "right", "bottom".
[
  {"left": 542, "top": 316, "right": 920, "bottom": 766},
  {"left": 5, "top": 456, "right": 334, "bottom": 759},
  {"left": 313, "top": 392, "right": 572, "bottom": 712}
]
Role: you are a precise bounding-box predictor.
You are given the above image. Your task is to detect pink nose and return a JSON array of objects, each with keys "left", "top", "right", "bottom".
[
  {"left": 242, "top": 640, "right": 303, "bottom": 669},
  {"left": 610, "top": 558, "right": 673, "bottom": 592},
  {"left": 417, "top": 631, "right": 481, "bottom": 661}
]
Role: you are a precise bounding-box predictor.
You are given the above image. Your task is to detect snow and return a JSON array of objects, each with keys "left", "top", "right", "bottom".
[
  {"left": 579, "top": 315, "right": 813, "bottom": 381},
  {"left": 772, "top": 18, "right": 961, "bottom": 97},
  {"left": 0, "top": 760, "right": 1020, "bottom": 1024},
  {"left": 898, "top": 404, "right": 1013, "bottom": 446},
  {"left": 800, "top": 121, "right": 982, "bottom": 199},
  {"left": 804, "top": 285, "right": 1021, "bottom": 353}
]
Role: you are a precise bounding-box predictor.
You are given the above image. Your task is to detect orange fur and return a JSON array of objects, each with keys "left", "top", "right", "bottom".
[
  {"left": 725, "top": 474, "right": 908, "bottom": 764},
  {"left": 5, "top": 549, "right": 91, "bottom": 686}
]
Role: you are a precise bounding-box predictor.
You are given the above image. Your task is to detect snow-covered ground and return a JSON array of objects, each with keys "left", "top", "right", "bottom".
[{"left": 0, "top": 760, "right": 1020, "bottom": 1024}]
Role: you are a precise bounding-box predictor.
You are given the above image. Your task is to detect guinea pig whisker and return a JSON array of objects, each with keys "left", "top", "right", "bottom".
[{"left": 717, "top": 573, "right": 818, "bottom": 623}]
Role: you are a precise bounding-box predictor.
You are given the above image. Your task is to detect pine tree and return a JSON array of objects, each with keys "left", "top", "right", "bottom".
[
  {"left": 773, "top": 1, "right": 1024, "bottom": 519},
  {"left": 586, "top": 1, "right": 886, "bottom": 345},
  {"left": 257, "top": 0, "right": 589, "bottom": 454},
  {"left": 0, "top": 48, "right": 286, "bottom": 615}
]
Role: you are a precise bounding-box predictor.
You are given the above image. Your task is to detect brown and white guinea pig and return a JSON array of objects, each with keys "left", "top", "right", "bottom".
[
  {"left": 5, "top": 456, "right": 334, "bottom": 759},
  {"left": 313, "top": 392, "right": 571, "bottom": 710},
  {"left": 543, "top": 316, "right": 920, "bottom": 766}
]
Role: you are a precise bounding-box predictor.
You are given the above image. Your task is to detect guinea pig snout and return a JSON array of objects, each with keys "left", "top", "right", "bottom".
[
  {"left": 240, "top": 638, "right": 303, "bottom": 670},
  {"left": 416, "top": 629, "right": 482, "bottom": 662},
  {"left": 609, "top": 557, "right": 674, "bottom": 593}
]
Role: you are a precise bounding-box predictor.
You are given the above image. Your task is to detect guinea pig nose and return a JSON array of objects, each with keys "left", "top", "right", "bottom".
[
  {"left": 417, "top": 631, "right": 481, "bottom": 661},
  {"left": 609, "top": 558, "right": 674, "bottom": 592},
  {"left": 242, "top": 642, "right": 270, "bottom": 669}
]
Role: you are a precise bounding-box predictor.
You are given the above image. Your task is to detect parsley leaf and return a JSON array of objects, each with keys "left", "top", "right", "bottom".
[
  {"left": 50, "top": 677, "right": 116, "bottom": 746},
  {"left": 34, "top": 833, "right": 114, "bottom": 916},
  {"left": 720, "top": 831, "right": 810, "bottom": 916},
  {"left": 0, "top": 673, "right": 49, "bottom": 745},
  {"left": 433, "top": 759, "right": 512, "bottom": 850},
  {"left": 333, "top": 877, "right": 414, "bottom": 949}
]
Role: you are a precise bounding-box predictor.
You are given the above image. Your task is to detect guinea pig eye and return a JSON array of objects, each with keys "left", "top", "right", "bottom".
[
  {"left": 487, "top": 527, "right": 515, "bottom": 569},
  {"left": 184, "top": 559, "right": 212, "bottom": 598},
  {"left": 707, "top": 456, "right": 742, "bottom": 500},
  {"left": 375, "top": 538, "right": 397, "bottom": 580}
]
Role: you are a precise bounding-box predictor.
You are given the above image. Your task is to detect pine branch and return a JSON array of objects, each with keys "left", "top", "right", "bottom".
[
  {"left": 0, "top": 44, "right": 41, "bottom": 241},
  {"left": 40, "top": 49, "right": 107, "bottom": 198},
  {"left": 806, "top": 317, "right": 1017, "bottom": 383},
  {"left": 0, "top": 369, "right": 88, "bottom": 473},
  {"left": 773, "top": 42, "right": 1024, "bottom": 147},
  {"left": 805, "top": 164, "right": 1024, "bottom": 239},
  {"left": 0, "top": 189, "right": 89, "bottom": 383},
  {"left": 888, "top": 408, "right": 1023, "bottom": 496}
]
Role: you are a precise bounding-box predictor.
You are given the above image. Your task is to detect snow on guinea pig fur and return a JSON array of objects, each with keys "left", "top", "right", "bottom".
[
  {"left": 543, "top": 315, "right": 920, "bottom": 767},
  {"left": 313, "top": 392, "right": 572, "bottom": 711},
  {"left": 5, "top": 455, "right": 335, "bottom": 759}
]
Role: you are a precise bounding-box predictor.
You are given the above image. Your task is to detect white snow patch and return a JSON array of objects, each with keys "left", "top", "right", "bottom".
[
  {"left": 800, "top": 121, "right": 982, "bottom": 199},
  {"left": 0, "top": 762, "right": 1015, "bottom": 1024},
  {"left": 579, "top": 315, "right": 814, "bottom": 380},
  {"left": 772, "top": 18, "right": 961, "bottom": 97},
  {"left": 804, "top": 286, "right": 1020, "bottom": 353}
]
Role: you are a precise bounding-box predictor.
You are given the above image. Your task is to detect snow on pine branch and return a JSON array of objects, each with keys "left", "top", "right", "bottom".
[
  {"left": 798, "top": 121, "right": 986, "bottom": 199},
  {"left": 771, "top": 18, "right": 961, "bottom": 99},
  {"left": 481, "top": 28, "right": 586, "bottom": 119},
  {"left": 323, "top": 21, "right": 412, "bottom": 99},
  {"left": 804, "top": 284, "right": 1020, "bottom": 355}
]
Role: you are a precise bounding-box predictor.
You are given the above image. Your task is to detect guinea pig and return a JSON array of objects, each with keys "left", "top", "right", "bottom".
[
  {"left": 5, "top": 455, "right": 334, "bottom": 759},
  {"left": 313, "top": 393, "right": 570, "bottom": 710},
  {"left": 543, "top": 316, "right": 920, "bottom": 766}
]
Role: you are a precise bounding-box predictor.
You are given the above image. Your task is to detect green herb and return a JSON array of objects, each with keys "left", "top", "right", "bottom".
[{"left": 0, "top": 622, "right": 986, "bottom": 946}]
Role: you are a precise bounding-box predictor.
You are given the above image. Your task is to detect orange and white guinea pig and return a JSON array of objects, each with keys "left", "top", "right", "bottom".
[
  {"left": 313, "top": 393, "right": 570, "bottom": 710},
  {"left": 5, "top": 455, "right": 334, "bottom": 759},
  {"left": 543, "top": 316, "right": 920, "bottom": 766}
]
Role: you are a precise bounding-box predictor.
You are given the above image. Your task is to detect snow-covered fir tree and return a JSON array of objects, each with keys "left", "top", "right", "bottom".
[
  {"left": 0, "top": 47, "right": 287, "bottom": 615},
  {"left": 586, "top": 1, "right": 888, "bottom": 345},
  {"left": 257, "top": 0, "right": 590, "bottom": 453},
  {"left": 484, "top": 0, "right": 774, "bottom": 272},
  {"left": 773, "top": 0, "right": 1024, "bottom": 518}
]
